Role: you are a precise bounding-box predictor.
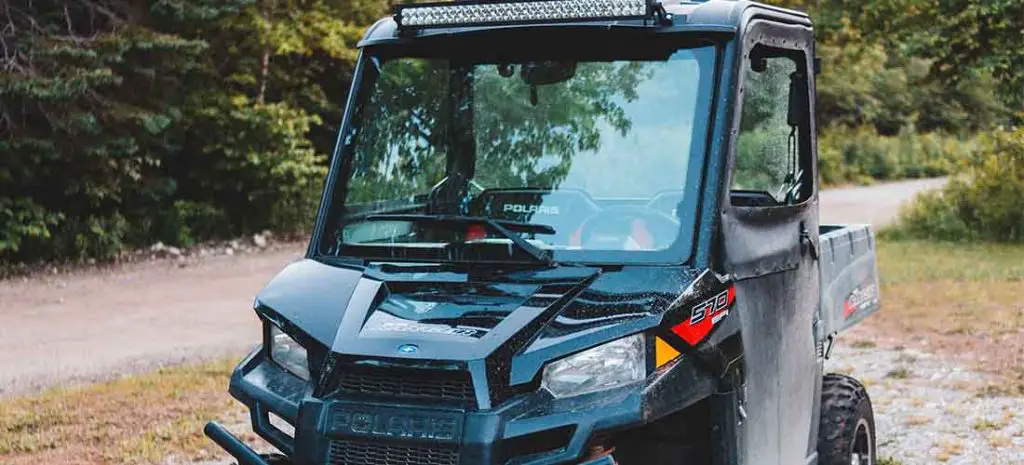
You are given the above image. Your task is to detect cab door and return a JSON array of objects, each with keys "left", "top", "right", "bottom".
[{"left": 720, "top": 19, "right": 821, "bottom": 465}]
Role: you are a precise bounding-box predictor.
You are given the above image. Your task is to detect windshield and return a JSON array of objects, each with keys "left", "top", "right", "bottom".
[{"left": 317, "top": 39, "right": 716, "bottom": 265}]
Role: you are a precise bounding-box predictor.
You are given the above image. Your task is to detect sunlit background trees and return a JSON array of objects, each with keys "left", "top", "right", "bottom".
[{"left": 1, "top": 0, "right": 1020, "bottom": 262}]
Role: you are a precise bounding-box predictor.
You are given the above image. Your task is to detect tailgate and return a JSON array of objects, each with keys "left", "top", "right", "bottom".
[{"left": 818, "top": 225, "right": 881, "bottom": 335}]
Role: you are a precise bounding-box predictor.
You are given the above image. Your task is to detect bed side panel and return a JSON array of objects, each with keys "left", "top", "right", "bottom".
[{"left": 818, "top": 225, "right": 881, "bottom": 335}]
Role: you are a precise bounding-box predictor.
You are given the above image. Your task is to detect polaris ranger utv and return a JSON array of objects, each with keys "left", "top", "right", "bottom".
[{"left": 205, "top": 1, "right": 883, "bottom": 464}]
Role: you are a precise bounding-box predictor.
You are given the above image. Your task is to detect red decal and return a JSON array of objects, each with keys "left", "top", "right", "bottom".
[
  {"left": 844, "top": 283, "right": 877, "bottom": 319},
  {"left": 671, "top": 286, "right": 735, "bottom": 346}
]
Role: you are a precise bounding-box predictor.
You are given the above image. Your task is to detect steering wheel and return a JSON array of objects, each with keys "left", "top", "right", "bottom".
[
  {"left": 427, "top": 176, "right": 486, "bottom": 214},
  {"left": 575, "top": 205, "right": 680, "bottom": 250}
]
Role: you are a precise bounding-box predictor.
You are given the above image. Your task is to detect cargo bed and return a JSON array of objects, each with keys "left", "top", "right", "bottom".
[{"left": 818, "top": 224, "right": 881, "bottom": 338}]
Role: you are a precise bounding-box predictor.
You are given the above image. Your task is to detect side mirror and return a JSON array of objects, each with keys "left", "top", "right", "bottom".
[
  {"left": 521, "top": 62, "right": 577, "bottom": 86},
  {"left": 751, "top": 56, "right": 768, "bottom": 73},
  {"left": 787, "top": 72, "right": 808, "bottom": 128}
]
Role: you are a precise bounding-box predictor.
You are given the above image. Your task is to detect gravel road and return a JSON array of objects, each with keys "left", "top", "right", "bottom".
[
  {"left": 828, "top": 337, "right": 1024, "bottom": 463},
  {"left": 818, "top": 177, "right": 948, "bottom": 227},
  {"left": 0, "top": 247, "right": 303, "bottom": 396},
  {"left": 0, "top": 177, "right": 947, "bottom": 397}
]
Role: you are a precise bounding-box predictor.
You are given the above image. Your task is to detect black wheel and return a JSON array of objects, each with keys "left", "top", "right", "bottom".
[{"left": 817, "top": 374, "right": 876, "bottom": 465}]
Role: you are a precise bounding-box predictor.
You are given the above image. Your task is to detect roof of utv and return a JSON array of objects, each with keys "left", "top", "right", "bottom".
[{"left": 359, "top": 0, "right": 811, "bottom": 47}]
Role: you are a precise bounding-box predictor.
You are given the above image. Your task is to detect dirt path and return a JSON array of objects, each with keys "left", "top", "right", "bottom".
[
  {"left": 0, "top": 178, "right": 946, "bottom": 397},
  {"left": 818, "top": 177, "right": 947, "bottom": 227},
  {"left": 0, "top": 246, "right": 304, "bottom": 396}
]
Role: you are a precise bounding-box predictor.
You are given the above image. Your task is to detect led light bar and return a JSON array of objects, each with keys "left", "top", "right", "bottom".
[{"left": 396, "top": 0, "right": 656, "bottom": 29}]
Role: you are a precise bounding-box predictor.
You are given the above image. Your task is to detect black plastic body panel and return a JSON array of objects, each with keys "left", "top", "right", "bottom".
[
  {"left": 229, "top": 346, "right": 720, "bottom": 465},
  {"left": 204, "top": 2, "right": 857, "bottom": 465}
]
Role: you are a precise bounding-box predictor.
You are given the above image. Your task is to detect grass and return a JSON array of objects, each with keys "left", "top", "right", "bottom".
[
  {"left": 973, "top": 418, "right": 999, "bottom": 432},
  {"left": 878, "top": 458, "right": 905, "bottom": 465},
  {"left": 877, "top": 240, "right": 1024, "bottom": 284},
  {"left": 876, "top": 240, "right": 1024, "bottom": 340},
  {"left": 0, "top": 360, "right": 246, "bottom": 465},
  {"left": 885, "top": 367, "right": 912, "bottom": 380},
  {"left": 871, "top": 239, "right": 1024, "bottom": 395},
  {"left": 850, "top": 340, "right": 877, "bottom": 348}
]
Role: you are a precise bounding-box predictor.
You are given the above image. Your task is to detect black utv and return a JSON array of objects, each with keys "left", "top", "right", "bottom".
[{"left": 205, "top": 1, "right": 883, "bottom": 464}]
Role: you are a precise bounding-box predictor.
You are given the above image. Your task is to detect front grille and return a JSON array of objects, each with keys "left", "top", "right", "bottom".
[
  {"left": 329, "top": 439, "right": 459, "bottom": 465},
  {"left": 334, "top": 365, "right": 475, "bottom": 405}
]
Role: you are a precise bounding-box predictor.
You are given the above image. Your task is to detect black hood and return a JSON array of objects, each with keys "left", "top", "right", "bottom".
[{"left": 255, "top": 259, "right": 700, "bottom": 387}]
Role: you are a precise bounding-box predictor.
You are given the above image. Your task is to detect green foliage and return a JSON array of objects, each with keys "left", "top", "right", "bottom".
[
  {"left": 1, "top": 0, "right": 359, "bottom": 262},
  {"left": 0, "top": 200, "right": 63, "bottom": 254},
  {"left": 183, "top": 97, "right": 326, "bottom": 234},
  {"left": 1, "top": 0, "right": 1020, "bottom": 262},
  {"left": 844, "top": 0, "right": 1024, "bottom": 121},
  {"left": 816, "top": 39, "right": 1007, "bottom": 135},
  {"left": 0, "top": 2, "right": 210, "bottom": 260},
  {"left": 887, "top": 129, "right": 1024, "bottom": 243},
  {"left": 772, "top": 0, "right": 1013, "bottom": 133},
  {"left": 767, "top": 0, "right": 1018, "bottom": 259},
  {"left": 818, "top": 128, "right": 975, "bottom": 185}
]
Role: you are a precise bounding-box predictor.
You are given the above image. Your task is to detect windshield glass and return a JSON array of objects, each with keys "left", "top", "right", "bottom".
[{"left": 318, "top": 39, "right": 716, "bottom": 265}]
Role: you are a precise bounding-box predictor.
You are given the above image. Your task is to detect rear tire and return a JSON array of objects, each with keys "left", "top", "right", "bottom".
[{"left": 817, "top": 374, "right": 876, "bottom": 465}]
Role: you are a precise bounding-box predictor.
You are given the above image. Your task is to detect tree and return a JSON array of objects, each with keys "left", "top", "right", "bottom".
[
  {"left": 841, "top": 0, "right": 1024, "bottom": 122},
  {"left": 1, "top": 1, "right": 207, "bottom": 258},
  {"left": 0, "top": 0, "right": 392, "bottom": 261},
  {"left": 767, "top": 0, "right": 1015, "bottom": 131}
]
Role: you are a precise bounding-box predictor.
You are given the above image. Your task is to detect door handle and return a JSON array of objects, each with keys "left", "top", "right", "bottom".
[{"left": 800, "top": 223, "right": 818, "bottom": 260}]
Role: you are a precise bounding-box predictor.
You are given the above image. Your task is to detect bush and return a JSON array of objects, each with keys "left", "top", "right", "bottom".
[
  {"left": 0, "top": 199, "right": 63, "bottom": 255},
  {"left": 818, "top": 127, "right": 975, "bottom": 185},
  {"left": 0, "top": 2, "right": 336, "bottom": 264},
  {"left": 885, "top": 128, "right": 1024, "bottom": 242},
  {"left": 180, "top": 98, "right": 327, "bottom": 238}
]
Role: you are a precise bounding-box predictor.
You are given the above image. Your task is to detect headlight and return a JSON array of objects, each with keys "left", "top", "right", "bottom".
[
  {"left": 270, "top": 326, "right": 310, "bottom": 380},
  {"left": 541, "top": 334, "right": 646, "bottom": 398}
]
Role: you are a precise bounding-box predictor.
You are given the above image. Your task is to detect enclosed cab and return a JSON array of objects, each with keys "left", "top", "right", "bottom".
[{"left": 205, "top": 1, "right": 882, "bottom": 465}]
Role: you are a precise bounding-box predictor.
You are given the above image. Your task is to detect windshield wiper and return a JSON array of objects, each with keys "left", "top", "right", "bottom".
[
  {"left": 363, "top": 214, "right": 555, "bottom": 265},
  {"left": 314, "top": 255, "right": 367, "bottom": 270}
]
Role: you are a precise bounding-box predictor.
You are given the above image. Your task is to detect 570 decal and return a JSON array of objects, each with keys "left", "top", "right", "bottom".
[
  {"left": 671, "top": 285, "right": 736, "bottom": 346},
  {"left": 690, "top": 288, "right": 733, "bottom": 326}
]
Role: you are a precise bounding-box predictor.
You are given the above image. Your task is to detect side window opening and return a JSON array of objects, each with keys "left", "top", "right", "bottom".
[{"left": 731, "top": 45, "right": 811, "bottom": 207}]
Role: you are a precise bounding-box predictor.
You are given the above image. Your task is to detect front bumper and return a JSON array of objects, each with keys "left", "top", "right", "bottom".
[
  {"left": 221, "top": 349, "right": 646, "bottom": 465},
  {"left": 204, "top": 421, "right": 618, "bottom": 465},
  {"left": 205, "top": 421, "right": 274, "bottom": 465}
]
